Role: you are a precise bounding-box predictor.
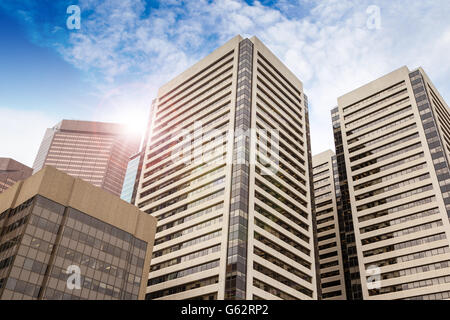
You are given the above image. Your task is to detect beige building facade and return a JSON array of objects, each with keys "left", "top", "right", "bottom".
[
  {"left": 136, "top": 35, "right": 319, "bottom": 300},
  {"left": 334, "top": 66, "right": 450, "bottom": 300},
  {"left": 0, "top": 166, "right": 156, "bottom": 300},
  {"left": 312, "top": 150, "right": 347, "bottom": 299}
]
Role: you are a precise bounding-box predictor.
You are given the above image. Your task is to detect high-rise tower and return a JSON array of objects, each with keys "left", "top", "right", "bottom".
[
  {"left": 33, "top": 120, "right": 140, "bottom": 197},
  {"left": 136, "top": 35, "right": 319, "bottom": 300},
  {"left": 334, "top": 66, "right": 450, "bottom": 300}
]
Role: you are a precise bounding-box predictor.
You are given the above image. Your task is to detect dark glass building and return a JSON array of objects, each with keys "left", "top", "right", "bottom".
[{"left": 0, "top": 166, "right": 156, "bottom": 300}]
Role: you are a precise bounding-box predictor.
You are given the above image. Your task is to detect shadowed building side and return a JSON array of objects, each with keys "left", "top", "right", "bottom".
[
  {"left": 0, "top": 158, "right": 33, "bottom": 194},
  {"left": 312, "top": 150, "right": 347, "bottom": 300}
]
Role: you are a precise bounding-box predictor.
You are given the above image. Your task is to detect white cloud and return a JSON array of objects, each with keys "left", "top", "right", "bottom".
[
  {"left": 0, "top": 108, "right": 59, "bottom": 167},
  {"left": 47, "top": 0, "right": 450, "bottom": 155}
]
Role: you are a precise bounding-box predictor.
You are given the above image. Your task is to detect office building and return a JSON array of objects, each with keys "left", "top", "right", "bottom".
[
  {"left": 333, "top": 66, "right": 450, "bottom": 300},
  {"left": 0, "top": 166, "right": 156, "bottom": 300},
  {"left": 32, "top": 120, "right": 140, "bottom": 197},
  {"left": 0, "top": 158, "right": 32, "bottom": 194},
  {"left": 312, "top": 150, "right": 347, "bottom": 300},
  {"left": 136, "top": 35, "right": 319, "bottom": 300}
]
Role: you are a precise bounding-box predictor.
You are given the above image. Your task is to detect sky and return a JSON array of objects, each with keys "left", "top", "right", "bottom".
[{"left": 1, "top": 0, "right": 450, "bottom": 167}]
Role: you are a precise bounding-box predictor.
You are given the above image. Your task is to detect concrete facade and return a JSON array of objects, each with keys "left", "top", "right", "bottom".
[
  {"left": 136, "top": 35, "right": 319, "bottom": 300},
  {"left": 312, "top": 150, "right": 347, "bottom": 299},
  {"left": 333, "top": 66, "right": 450, "bottom": 300}
]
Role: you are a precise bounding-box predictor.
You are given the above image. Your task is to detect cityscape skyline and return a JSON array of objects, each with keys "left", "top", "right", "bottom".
[
  {"left": 1, "top": 1, "right": 450, "bottom": 303},
  {"left": 1, "top": 34, "right": 450, "bottom": 301},
  {"left": 1, "top": 1, "right": 450, "bottom": 167}
]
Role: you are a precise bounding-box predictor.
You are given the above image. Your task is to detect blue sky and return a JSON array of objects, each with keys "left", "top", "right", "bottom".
[{"left": 1, "top": 0, "right": 450, "bottom": 167}]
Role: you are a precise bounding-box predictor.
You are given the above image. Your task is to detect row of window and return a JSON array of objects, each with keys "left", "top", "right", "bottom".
[
  {"left": 349, "top": 123, "right": 417, "bottom": 154},
  {"left": 361, "top": 220, "right": 443, "bottom": 245},
  {"left": 360, "top": 207, "right": 439, "bottom": 234},
  {"left": 157, "top": 202, "right": 224, "bottom": 232},
  {"left": 350, "top": 133, "right": 419, "bottom": 163},
  {"left": 369, "top": 274, "right": 450, "bottom": 296},
  {"left": 255, "top": 205, "right": 309, "bottom": 243},
  {"left": 254, "top": 262, "right": 313, "bottom": 298},
  {"left": 347, "top": 106, "right": 412, "bottom": 137},
  {"left": 357, "top": 185, "right": 433, "bottom": 212},
  {"left": 363, "top": 233, "right": 447, "bottom": 258},
  {"left": 150, "top": 245, "right": 221, "bottom": 272},
  {"left": 365, "top": 246, "right": 449, "bottom": 269},
  {"left": 148, "top": 260, "right": 220, "bottom": 286},
  {"left": 343, "top": 81, "right": 405, "bottom": 115},
  {"left": 374, "top": 260, "right": 450, "bottom": 282},
  {"left": 351, "top": 142, "right": 421, "bottom": 173},
  {"left": 355, "top": 173, "right": 430, "bottom": 201},
  {"left": 348, "top": 114, "right": 414, "bottom": 146},
  {"left": 345, "top": 92, "right": 409, "bottom": 128},
  {"left": 155, "top": 216, "right": 223, "bottom": 246},
  {"left": 152, "top": 230, "right": 222, "bottom": 258},
  {"left": 354, "top": 156, "right": 425, "bottom": 188},
  {"left": 146, "top": 276, "right": 219, "bottom": 300},
  {"left": 358, "top": 196, "right": 435, "bottom": 223}
]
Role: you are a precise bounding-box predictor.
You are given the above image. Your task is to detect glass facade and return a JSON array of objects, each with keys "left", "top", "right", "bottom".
[
  {"left": 331, "top": 107, "right": 363, "bottom": 300},
  {"left": 410, "top": 70, "right": 450, "bottom": 217},
  {"left": 120, "top": 154, "right": 141, "bottom": 203},
  {"left": 0, "top": 195, "right": 147, "bottom": 300},
  {"left": 225, "top": 39, "right": 253, "bottom": 300}
]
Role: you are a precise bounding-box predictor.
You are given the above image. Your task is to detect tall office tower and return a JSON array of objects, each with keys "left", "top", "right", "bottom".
[
  {"left": 32, "top": 120, "right": 140, "bottom": 197},
  {"left": 312, "top": 151, "right": 347, "bottom": 300},
  {"left": 0, "top": 166, "right": 156, "bottom": 300},
  {"left": 334, "top": 66, "right": 450, "bottom": 300},
  {"left": 136, "top": 35, "right": 318, "bottom": 300},
  {"left": 0, "top": 158, "right": 32, "bottom": 193}
]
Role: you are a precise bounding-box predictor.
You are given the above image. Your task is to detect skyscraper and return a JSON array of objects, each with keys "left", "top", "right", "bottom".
[
  {"left": 0, "top": 166, "right": 156, "bottom": 300},
  {"left": 32, "top": 120, "right": 140, "bottom": 197},
  {"left": 312, "top": 150, "right": 347, "bottom": 300},
  {"left": 333, "top": 66, "right": 450, "bottom": 300},
  {"left": 136, "top": 35, "right": 319, "bottom": 300},
  {"left": 0, "top": 158, "right": 32, "bottom": 194}
]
